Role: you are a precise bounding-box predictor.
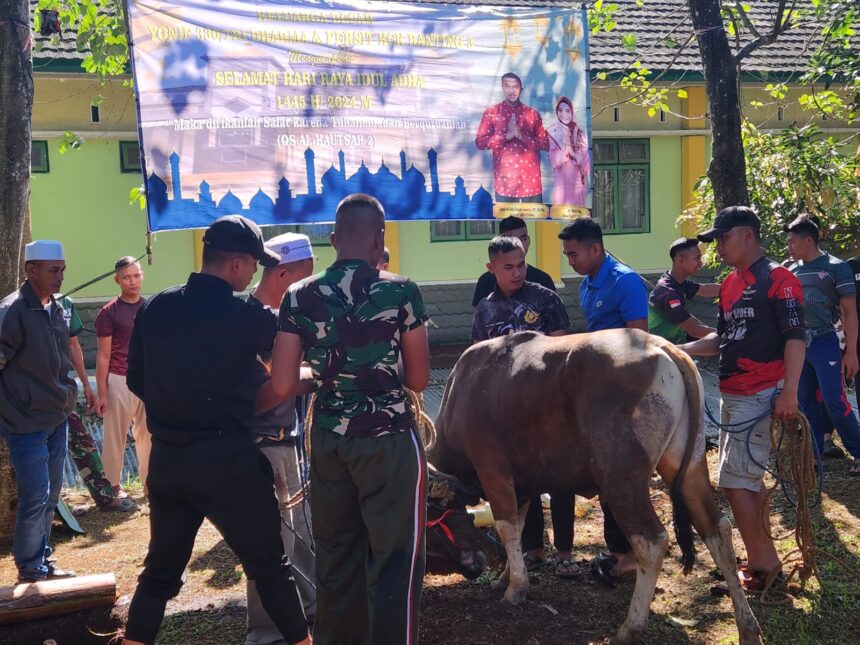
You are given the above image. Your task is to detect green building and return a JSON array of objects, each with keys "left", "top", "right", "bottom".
[{"left": 28, "top": 0, "right": 855, "bottom": 355}]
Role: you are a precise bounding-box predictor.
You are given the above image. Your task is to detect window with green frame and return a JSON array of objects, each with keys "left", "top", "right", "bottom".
[
  {"left": 263, "top": 224, "right": 333, "bottom": 246},
  {"left": 592, "top": 139, "right": 650, "bottom": 234},
  {"left": 429, "top": 220, "right": 499, "bottom": 242},
  {"left": 31, "top": 141, "right": 49, "bottom": 173}
]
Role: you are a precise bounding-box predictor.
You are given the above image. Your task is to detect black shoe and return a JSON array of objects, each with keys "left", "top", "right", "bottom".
[
  {"left": 823, "top": 439, "right": 847, "bottom": 459},
  {"left": 590, "top": 553, "right": 618, "bottom": 588}
]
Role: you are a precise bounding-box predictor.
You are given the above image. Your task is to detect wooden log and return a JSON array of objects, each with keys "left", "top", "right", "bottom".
[{"left": 0, "top": 573, "right": 116, "bottom": 626}]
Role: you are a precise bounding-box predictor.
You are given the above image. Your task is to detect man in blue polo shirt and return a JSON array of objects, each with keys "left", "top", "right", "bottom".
[{"left": 559, "top": 217, "right": 648, "bottom": 585}]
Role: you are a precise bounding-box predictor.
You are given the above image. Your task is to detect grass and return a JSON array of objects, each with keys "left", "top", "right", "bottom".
[{"left": 2, "top": 449, "right": 860, "bottom": 644}]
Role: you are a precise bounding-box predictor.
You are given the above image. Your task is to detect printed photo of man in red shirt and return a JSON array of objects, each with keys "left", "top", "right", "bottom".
[{"left": 475, "top": 72, "right": 549, "bottom": 203}]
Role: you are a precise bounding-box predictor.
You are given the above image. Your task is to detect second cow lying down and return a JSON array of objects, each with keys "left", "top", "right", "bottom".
[{"left": 430, "top": 329, "right": 762, "bottom": 645}]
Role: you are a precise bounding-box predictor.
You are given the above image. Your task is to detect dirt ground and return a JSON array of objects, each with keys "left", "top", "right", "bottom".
[{"left": 2, "top": 451, "right": 860, "bottom": 645}]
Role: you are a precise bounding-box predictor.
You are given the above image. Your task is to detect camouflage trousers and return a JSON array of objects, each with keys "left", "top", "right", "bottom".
[{"left": 68, "top": 411, "right": 115, "bottom": 507}]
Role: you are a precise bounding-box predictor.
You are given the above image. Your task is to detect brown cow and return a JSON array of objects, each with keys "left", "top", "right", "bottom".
[{"left": 430, "top": 329, "right": 762, "bottom": 645}]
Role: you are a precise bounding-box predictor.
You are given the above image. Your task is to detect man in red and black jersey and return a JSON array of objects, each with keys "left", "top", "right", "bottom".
[{"left": 680, "top": 206, "right": 805, "bottom": 592}]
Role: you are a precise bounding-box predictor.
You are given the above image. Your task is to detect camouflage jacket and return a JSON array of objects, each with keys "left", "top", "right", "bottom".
[{"left": 279, "top": 259, "right": 429, "bottom": 438}]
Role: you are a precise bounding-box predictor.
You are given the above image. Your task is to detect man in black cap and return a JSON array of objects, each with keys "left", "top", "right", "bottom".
[
  {"left": 122, "top": 215, "right": 310, "bottom": 645},
  {"left": 680, "top": 206, "right": 805, "bottom": 592}
]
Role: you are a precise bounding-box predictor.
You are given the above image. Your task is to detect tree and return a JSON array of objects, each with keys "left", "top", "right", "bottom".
[
  {"left": 0, "top": 0, "right": 33, "bottom": 544},
  {"left": 686, "top": 0, "right": 749, "bottom": 211},
  {"left": 680, "top": 122, "right": 860, "bottom": 265}
]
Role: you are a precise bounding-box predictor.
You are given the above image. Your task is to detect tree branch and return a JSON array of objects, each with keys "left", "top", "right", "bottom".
[
  {"left": 734, "top": 4, "right": 761, "bottom": 38},
  {"left": 734, "top": 0, "right": 793, "bottom": 64}
]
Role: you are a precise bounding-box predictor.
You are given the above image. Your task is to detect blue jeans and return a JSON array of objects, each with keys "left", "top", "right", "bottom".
[
  {"left": 0, "top": 421, "right": 68, "bottom": 579},
  {"left": 799, "top": 332, "right": 860, "bottom": 459}
]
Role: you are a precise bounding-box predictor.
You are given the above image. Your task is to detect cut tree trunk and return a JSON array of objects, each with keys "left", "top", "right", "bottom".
[
  {"left": 0, "top": 0, "right": 34, "bottom": 545},
  {"left": 687, "top": 0, "right": 750, "bottom": 211},
  {"left": 0, "top": 574, "right": 117, "bottom": 625}
]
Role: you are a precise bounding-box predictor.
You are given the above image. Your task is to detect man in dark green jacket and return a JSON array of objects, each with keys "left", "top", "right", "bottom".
[{"left": 0, "top": 240, "right": 78, "bottom": 583}]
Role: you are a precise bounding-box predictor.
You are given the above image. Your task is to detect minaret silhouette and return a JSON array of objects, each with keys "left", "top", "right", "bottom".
[
  {"left": 305, "top": 148, "right": 317, "bottom": 195},
  {"left": 428, "top": 148, "right": 439, "bottom": 194},
  {"left": 400, "top": 150, "right": 407, "bottom": 178},
  {"left": 338, "top": 150, "right": 346, "bottom": 177},
  {"left": 169, "top": 152, "right": 182, "bottom": 200}
]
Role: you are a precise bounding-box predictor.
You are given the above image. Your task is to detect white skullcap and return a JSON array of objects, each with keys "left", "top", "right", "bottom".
[
  {"left": 24, "top": 240, "right": 65, "bottom": 262},
  {"left": 265, "top": 232, "right": 314, "bottom": 265}
]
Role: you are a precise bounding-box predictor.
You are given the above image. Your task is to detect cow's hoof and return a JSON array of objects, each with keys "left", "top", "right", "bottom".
[
  {"left": 739, "top": 628, "right": 763, "bottom": 645},
  {"left": 609, "top": 627, "right": 642, "bottom": 645},
  {"left": 502, "top": 586, "right": 527, "bottom": 606}
]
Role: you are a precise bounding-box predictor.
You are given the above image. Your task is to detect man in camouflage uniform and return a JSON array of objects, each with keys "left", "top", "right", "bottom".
[
  {"left": 60, "top": 295, "right": 135, "bottom": 512},
  {"left": 271, "top": 193, "right": 431, "bottom": 645}
]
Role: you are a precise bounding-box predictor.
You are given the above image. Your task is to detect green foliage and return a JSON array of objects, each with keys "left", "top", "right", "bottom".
[
  {"left": 129, "top": 185, "right": 147, "bottom": 210},
  {"left": 58, "top": 131, "right": 85, "bottom": 154},
  {"left": 36, "top": 0, "right": 129, "bottom": 81},
  {"left": 800, "top": 1, "right": 859, "bottom": 122},
  {"left": 680, "top": 122, "right": 860, "bottom": 264},
  {"left": 588, "top": 0, "right": 619, "bottom": 35}
]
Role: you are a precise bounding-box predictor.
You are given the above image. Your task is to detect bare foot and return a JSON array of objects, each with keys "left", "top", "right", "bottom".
[{"left": 611, "top": 551, "right": 638, "bottom": 575}]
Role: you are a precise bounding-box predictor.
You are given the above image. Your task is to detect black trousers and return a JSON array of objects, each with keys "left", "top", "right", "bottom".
[
  {"left": 124, "top": 434, "right": 307, "bottom": 645},
  {"left": 311, "top": 427, "right": 426, "bottom": 645},
  {"left": 521, "top": 490, "right": 576, "bottom": 553},
  {"left": 602, "top": 501, "right": 632, "bottom": 554}
]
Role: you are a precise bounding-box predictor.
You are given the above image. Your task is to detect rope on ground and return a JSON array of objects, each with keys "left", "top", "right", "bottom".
[{"left": 759, "top": 413, "right": 818, "bottom": 604}]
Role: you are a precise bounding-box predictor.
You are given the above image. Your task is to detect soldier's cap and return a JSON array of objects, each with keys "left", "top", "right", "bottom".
[
  {"left": 697, "top": 206, "right": 761, "bottom": 243},
  {"left": 265, "top": 232, "right": 314, "bottom": 265},
  {"left": 782, "top": 213, "right": 821, "bottom": 236},
  {"left": 203, "top": 215, "right": 280, "bottom": 268},
  {"left": 25, "top": 240, "right": 65, "bottom": 262}
]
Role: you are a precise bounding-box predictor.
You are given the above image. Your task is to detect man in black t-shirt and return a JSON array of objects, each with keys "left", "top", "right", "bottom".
[
  {"left": 649, "top": 238, "right": 720, "bottom": 343},
  {"left": 472, "top": 216, "right": 556, "bottom": 305}
]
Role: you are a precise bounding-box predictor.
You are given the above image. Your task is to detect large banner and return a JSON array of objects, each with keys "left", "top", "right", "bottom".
[{"left": 126, "top": 0, "right": 592, "bottom": 231}]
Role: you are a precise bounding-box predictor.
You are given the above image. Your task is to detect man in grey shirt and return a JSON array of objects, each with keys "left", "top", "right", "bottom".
[{"left": 246, "top": 233, "right": 317, "bottom": 643}]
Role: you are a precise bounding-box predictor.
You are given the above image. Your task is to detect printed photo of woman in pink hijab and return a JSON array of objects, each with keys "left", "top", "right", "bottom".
[{"left": 547, "top": 96, "right": 591, "bottom": 206}]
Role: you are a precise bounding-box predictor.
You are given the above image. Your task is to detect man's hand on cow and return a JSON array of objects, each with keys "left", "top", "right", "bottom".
[
  {"left": 773, "top": 388, "right": 799, "bottom": 421},
  {"left": 843, "top": 351, "right": 859, "bottom": 381}
]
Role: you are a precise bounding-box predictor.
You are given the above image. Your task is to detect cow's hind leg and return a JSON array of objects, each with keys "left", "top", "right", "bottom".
[
  {"left": 602, "top": 486, "right": 668, "bottom": 645},
  {"left": 676, "top": 462, "right": 762, "bottom": 645}
]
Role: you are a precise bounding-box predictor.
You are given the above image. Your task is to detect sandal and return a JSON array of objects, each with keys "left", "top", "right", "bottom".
[
  {"left": 738, "top": 566, "right": 784, "bottom": 593},
  {"left": 554, "top": 558, "right": 584, "bottom": 578},
  {"left": 522, "top": 553, "right": 548, "bottom": 571},
  {"left": 99, "top": 497, "right": 137, "bottom": 513}
]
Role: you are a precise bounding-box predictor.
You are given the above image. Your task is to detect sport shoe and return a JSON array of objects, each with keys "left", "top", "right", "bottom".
[{"left": 823, "top": 439, "right": 847, "bottom": 459}]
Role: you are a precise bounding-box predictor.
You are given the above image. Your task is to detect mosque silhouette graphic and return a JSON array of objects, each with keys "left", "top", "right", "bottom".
[{"left": 145, "top": 147, "right": 496, "bottom": 229}]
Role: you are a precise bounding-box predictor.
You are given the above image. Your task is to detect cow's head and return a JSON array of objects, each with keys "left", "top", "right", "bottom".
[{"left": 426, "top": 466, "right": 487, "bottom": 580}]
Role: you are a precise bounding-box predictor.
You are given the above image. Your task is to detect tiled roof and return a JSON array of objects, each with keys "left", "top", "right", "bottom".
[{"left": 32, "top": 0, "right": 827, "bottom": 75}]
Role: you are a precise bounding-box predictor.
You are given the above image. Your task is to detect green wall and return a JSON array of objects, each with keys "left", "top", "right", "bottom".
[
  {"left": 30, "top": 139, "right": 195, "bottom": 299},
  {"left": 563, "top": 136, "right": 683, "bottom": 275},
  {"left": 398, "top": 221, "right": 540, "bottom": 282},
  {"left": 29, "top": 137, "right": 683, "bottom": 297}
]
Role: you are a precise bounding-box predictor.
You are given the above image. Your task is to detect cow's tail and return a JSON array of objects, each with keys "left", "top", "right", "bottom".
[{"left": 661, "top": 342, "right": 703, "bottom": 575}]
